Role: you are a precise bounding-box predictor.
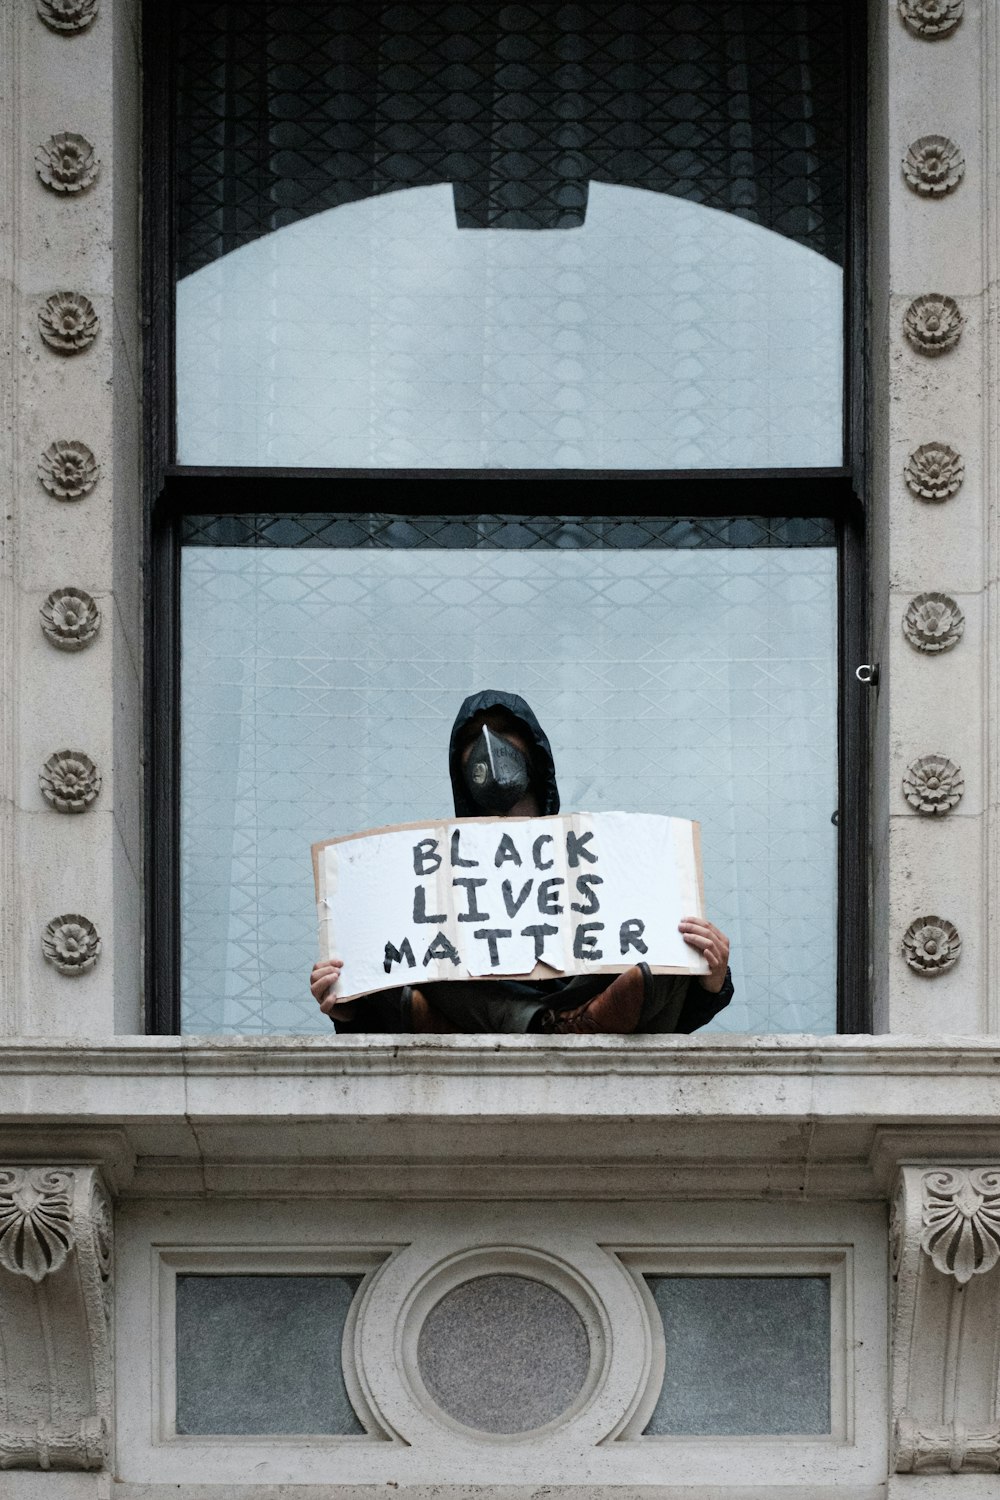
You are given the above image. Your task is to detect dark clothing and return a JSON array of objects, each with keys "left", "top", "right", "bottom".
[{"left": 335, "top": 688, "right": 734, "bottom": 1035}]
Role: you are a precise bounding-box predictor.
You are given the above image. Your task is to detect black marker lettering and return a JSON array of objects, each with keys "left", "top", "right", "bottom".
[
  {"left": 501, "top": 878, "right": 534, "bottom": 918},
  {"left": 450, "top": 829, "right": 478, "bottom": 868},
  {"left": 494, "top": 832, "right": 522, "bottom": 868},
  {"left": 521, "top": 923, "right": 559, "bottom": 963},
  {"left": 422, "top": 931, "right": 461, "bottom": 967},
  {"left": 619, "top": 918, "right": 648, "bottom": 956},
  {"left": 537, "top": 877, "right": 565, "bottom": 915},
  {"left": 567, "top": 829, "right": 598, "bottom": 867},
  {"left": 532, "top": 833, "right": 554, "bottom": 870},
  {"left": 571, "top": 873, "right": 603, "bottom": 915},
  {"left": 413, "top": 887, "right": 447, "bottom": 924},
  {"left": 453, "top": 877, "right": 490, "bottom": 922},
  {"left": 413, "top": 838, "right": 441, "bottom": 876},
  {"left": 473, "top": 928, "right": 512, "bottom": 967},
  {"left": 573, "top": 922, "right": 604, "bottom": 960},
  {"left": 383, "top": 937, "right": 417, "bottom": 973}
]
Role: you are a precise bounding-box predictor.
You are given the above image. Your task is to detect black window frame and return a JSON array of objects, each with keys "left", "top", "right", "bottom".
[{"left": 142, "top": 4, "right": 869, "bottom": 1037}]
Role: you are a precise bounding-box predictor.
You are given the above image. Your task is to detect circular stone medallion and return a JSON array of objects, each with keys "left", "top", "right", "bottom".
[{"left": 416, "top": 1273, "right": 590, "bottom": 1433}]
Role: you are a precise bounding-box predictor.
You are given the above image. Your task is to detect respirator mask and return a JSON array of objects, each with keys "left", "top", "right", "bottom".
[{"left": 462, "top": 725, "right": 531, "bottom": 813}]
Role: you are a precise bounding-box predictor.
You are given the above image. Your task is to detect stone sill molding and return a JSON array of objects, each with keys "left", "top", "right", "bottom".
[{"left": 1, "top": 1036, "right": 999, "bottom": 1201}]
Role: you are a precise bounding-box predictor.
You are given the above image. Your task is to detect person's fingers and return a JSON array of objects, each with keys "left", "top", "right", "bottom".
[
  {"left": 318, "top": 994, "right": 339, "bottom": 1015},
  {"left": 310, "top": 959, "right": 343, "bottom": 1003}
]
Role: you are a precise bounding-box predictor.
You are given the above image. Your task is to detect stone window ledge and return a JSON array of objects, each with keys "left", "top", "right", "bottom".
[{"left": 1, "top": 1036, "right": 998, "bottom": 1200}]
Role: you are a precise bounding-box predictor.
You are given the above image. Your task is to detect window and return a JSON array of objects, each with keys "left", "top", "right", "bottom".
[{"left": 145, "top": 2, "right": 866, "bottom": 1034}]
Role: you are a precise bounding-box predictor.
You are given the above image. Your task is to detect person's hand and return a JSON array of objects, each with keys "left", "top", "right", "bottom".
[
  {"left": 310, "top": 958, "right": 343, "bottom": 1016},
  {"left": 678, "top": 918, "right": 730, "bottom": 992}
]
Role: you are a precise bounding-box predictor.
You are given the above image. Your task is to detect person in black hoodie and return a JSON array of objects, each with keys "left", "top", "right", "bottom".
[{"left": 310, "top": 689, "right": 734, "bottom": 1034}]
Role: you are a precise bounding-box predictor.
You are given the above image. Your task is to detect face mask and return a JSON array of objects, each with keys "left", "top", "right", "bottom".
[{"left": 463, "top": 725, "right": 531, "bottom": 813}]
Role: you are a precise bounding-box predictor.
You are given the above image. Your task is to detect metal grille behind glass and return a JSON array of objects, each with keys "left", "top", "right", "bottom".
[
  {"left": 172, "top": 2, "right": 848, "bottom": 470},
  {"left": 180, "top": 515, "right": 837, "bottom": 1036}
]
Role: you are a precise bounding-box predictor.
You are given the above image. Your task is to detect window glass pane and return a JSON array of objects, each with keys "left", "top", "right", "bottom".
[
  {"left": 175, "top": 1275, "right": 364, "bottom": 1434},
  {"left": 172, "top": 2, "right": 847, "bottom": 470},
  {"left": 180, "top": 523, "right": 837, "bottom": 1034},
  {"left": 643, "top": 1275, "right": 831, "bottom": 1435}
]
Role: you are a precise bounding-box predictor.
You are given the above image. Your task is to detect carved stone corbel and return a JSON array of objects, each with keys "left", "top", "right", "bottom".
[
  {"left": 0, "top": 1167, "right": 112, "bottom": 1470},
  {"left": 891, "top": 1166, "right": 1000, "bottom": 1474}
]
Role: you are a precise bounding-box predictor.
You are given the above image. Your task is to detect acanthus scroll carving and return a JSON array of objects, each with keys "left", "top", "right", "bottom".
[
  {"left": 0, "top": 1168, "right": 75, "bottom": 1282},
  {"left": 920, "top": 1167, "right": 1000, "bottom": 1284},
  {"left": 903, "top": 294, "right": 964, "bottom": 355},
  {"left": 897, "top": 0, "right": 964, "bottom": 38},
  {"left": 892, "top": 1165, "right": 1000, "bottom": 1475},
  {"left": 0, "top": 1167, "right": 112, "bottom": 1471},
  {"left": 896, "top": 1417, "right": 999, "bottom": 1474}
]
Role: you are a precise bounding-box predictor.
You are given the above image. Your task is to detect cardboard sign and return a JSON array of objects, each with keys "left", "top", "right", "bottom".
[{"left": 313, "top": 811, "right": 708, "bottom": 1001}]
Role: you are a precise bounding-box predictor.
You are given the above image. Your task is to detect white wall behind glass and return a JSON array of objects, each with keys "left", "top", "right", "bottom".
[
  {"left": 176, "top": 185, "right": 843, "bottom": 471},
  {"left": 180, "top": 546, "right": 837, "bottom": 1035}
]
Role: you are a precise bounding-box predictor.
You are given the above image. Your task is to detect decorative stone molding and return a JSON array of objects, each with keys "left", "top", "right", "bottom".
[
  {"left": 897, "top": 0, "right": 964, "bottom": 38},
  {"left": 39, "top": 752, "right": 101, "bottom": 813},
  {"left": 40, "top": 588, "right": 100, "bottom": 650},
  {"left": 35, "top": 0, "right": 99, "bottom": 33},
  {"left": 902, "top": 755, "right": 964, "bottom": 814},
  {"left": 34, "top": 133, "right": 99, "bottom": 193},
  {"left": 41, "top": 915, "right": 101, "bottom": 976},
  {"left": 38, "top": 291, "right": 99, "bottom": 354},
  {"left": 892, "top": 1166, "right": 1000, "bottom": 1475},
  {"left": 902, "top": 592, "right": 964, "bottom": 653},
  {"left": 920, "top": 1167, "right": 1000, "bottom": 1283},
  {"left": 38, "top": 440, "right": 100, "bottom": 499},
  {"left": 896, "top": 1417, "right": 1000, "bottom": 1475},
  {"left": 902, "top": 916, "right": 961, "bottom": 976},
  {"left": 902, "top": 135, "right": 965, "bottom": 195},
  {"left": 904, "top": 442, "right": 964, "bottom": 500},
  {"left": 0, "top": 1168, "right": 75, "bottom": 1281},
  {"left": 903, "top": 294, "right": 964, "bottom": 355},
  {"left": 0, "top": 1167, "right": 111, "bottom": 1471}
]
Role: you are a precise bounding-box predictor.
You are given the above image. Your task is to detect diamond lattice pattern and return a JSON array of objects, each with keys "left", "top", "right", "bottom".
[{"left": 180, "top": 541, "right": 837, "bottom": 1035}]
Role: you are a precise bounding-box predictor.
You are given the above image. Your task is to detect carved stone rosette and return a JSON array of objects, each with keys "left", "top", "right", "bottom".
[
  {"left": 902, "top": 755, "right": 964, "bottom": 814},
  {"left": 38, "top": 291, "right": 99, "bottom": 354},
  {"left": 901, "top": 915, "right": 961, "bottom": 975},
  {"left": 903, "top": 294, "right": 964, "bottom": 355},
  {"left": 0, "top": 1167, "right": 111, "bottom": 1470},
  {"left": 35, "top": 0, "right": 99, "bottom": 32},
  {"left": 897, "top": 0, "right": 964, "bottom": 37},
  {"left": 902, "top": 592, "right": 964, "bottom": 653},
  {"left": 892, "top": 1166, "right": 1000, "bottom": 1474},
  {"left": 41, "top": 915, "right": 101, "bottom": 976},
  {"left": 39, "top": 751, "right": 102, "bottom": 813},
  {"left": 35, "top": 133, "right": 100, "bottom": 194},
  {"left": 904, "top": 442, "right": 964, "bottom": 500},
  {"left": 38, "top": 440, "right": 100, "bottom": 499},
  {"left": 902, "top": 135, "right": 965, "bottom": 195},
  {"left": 40, "top": 588, "right": 101, "bottom": 650}
]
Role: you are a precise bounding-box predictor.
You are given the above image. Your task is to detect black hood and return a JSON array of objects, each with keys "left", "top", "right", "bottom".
[{"left": 449, "top": 689, "right": 560, "bottom": 818}]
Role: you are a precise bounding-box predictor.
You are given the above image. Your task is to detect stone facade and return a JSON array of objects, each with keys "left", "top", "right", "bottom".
[{"left": 2, "top": 2, "right": 1000, "bottom": 1498}]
